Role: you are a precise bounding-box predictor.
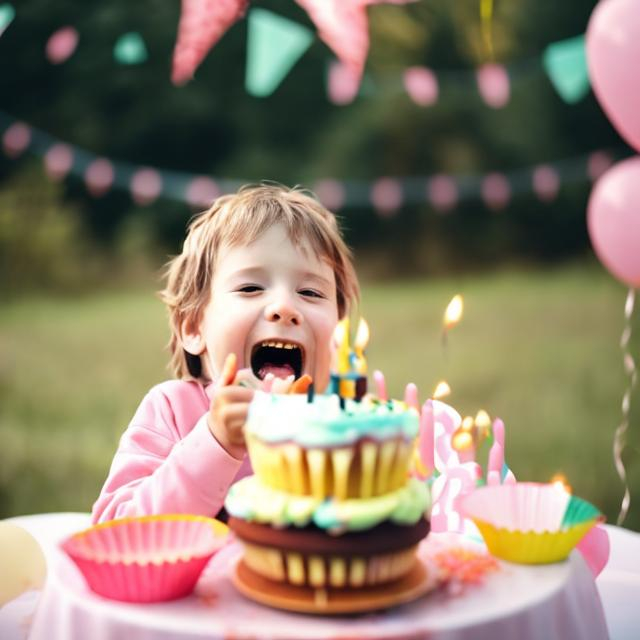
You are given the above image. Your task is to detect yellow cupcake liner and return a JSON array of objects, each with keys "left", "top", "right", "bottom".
[{"left": 472, "top": 519, "right": 598, "bottom": 564}]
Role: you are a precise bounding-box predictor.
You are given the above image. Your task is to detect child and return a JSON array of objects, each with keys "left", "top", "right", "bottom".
[{"left": 91, "top": 184, "right": 360, "bottom": 523}]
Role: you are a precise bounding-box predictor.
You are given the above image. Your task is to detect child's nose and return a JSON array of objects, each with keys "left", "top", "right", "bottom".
[{"left": 264, "top": 295, "right": 302, "bottom": 326}]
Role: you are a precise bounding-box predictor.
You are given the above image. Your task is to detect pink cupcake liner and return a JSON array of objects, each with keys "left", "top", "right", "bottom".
[{"left": 61, "top": 514, "right": 229, "bottom": 602}]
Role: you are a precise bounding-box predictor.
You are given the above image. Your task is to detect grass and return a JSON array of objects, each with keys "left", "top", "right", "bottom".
[{"left": 1, "top": 262, "right": 639, "bottom": 531}]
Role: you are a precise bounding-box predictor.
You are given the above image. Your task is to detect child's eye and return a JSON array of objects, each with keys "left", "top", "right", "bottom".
[
  {"left": 236, "top": 285, "right": 263, "bottom": 293},
  {"left": 298, "top": 288, "right": 324, "bottom": 299}
]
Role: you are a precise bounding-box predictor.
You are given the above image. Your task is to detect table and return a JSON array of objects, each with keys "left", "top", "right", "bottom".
[{"left": 1, "top": 512, "right": 627, "bottom": 640}]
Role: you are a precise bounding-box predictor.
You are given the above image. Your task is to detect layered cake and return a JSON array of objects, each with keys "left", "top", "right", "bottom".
[{"left": 225, "top": 391, "right": 432, "bottom": 612}]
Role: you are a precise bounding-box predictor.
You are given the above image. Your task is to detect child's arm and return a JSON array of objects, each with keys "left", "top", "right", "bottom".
[{"left": 91, "top": 379, "right": 251, "bottom": 524}]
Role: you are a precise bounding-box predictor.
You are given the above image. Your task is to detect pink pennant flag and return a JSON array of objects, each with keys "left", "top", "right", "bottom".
[
  {"left": 172, "top": 0, "right": 249, "bottom": 85},
  {"left": 477, "top": 63, "right": 510, "bottom": 108},
  {"left": 298, "top": 0, "right": 414, "bottom": 89}
]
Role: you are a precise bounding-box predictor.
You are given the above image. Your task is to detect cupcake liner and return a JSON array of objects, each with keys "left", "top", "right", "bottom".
[
  {"left": 61, "top": 514, "right": 229, "bottom": 602},
  {"left": 460, "top": 483, "right": 603, "bottom": 564}
]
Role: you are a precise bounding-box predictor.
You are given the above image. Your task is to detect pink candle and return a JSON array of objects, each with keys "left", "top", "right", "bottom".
[
  {"left": 373, "top": 370, "right": 387, "bottom": 401},
  {"left": 404, "top": 382, "right": 419, "bottom": 410},
  {"left": 492, "top": 418, "right": 505, "bottom": 449},
  {"left": 419, "top": 399, "right": 435, "bottom": 474},
  {"left": 488, "top": 441, "right": 504, "bottom": 483}
]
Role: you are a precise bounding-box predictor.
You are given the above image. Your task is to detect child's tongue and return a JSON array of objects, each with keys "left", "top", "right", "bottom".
[{"left": 259, "top": 363, "right": 295, "bottom": 380}]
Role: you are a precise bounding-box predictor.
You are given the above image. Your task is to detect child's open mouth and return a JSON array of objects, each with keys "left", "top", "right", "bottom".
[{"left": 250, "top": 340, "right": 304, "bottom": 380}]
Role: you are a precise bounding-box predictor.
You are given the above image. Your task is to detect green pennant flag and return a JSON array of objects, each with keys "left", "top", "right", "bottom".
[
  {"left": 114, "top": 32, "right": 148, "bottom": 65},
  {"left": 0, "top": 3, "right": 15, "bottom": 38},
  {"left": 543, "top": 34, "right": 590, "bottom": 104},
  {"left": 246, "top": 8, "right": 313, "bottom": 97}
]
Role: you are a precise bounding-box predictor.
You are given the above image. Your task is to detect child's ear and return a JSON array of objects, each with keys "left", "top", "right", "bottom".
[{"left": 180, "top": 317, "right": 205, "bottom": 355}]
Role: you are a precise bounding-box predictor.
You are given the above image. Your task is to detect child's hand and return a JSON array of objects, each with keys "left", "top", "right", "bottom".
[{"left": 207, "top": 354, "right": 254, "bottom": 460}]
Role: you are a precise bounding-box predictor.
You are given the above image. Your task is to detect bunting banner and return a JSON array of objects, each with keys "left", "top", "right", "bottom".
[
  {"left": 245, "top": 9, "right": 313, "bottom": 97},
  {"left": 0, "top": 111, "right": 621, "bottom": 215},
  {"left": 0, "top": 4, "right": 591, "bottom": 105}
]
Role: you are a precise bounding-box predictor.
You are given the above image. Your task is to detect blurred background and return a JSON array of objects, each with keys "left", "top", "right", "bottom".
[{"left": 0, "top": 0, "right": 638, "bottom": 531}]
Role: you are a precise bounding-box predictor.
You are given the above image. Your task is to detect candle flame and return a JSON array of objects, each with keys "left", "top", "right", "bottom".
[
  {"left": 550, "top": 473, "right": 572, "bottom": 494},
  {"left": 432, "top": 380, "right": 451, "bottom": 399},
  {"left": 452, "top": 430, "right": 474, "bottom": 452},
  {"left": 475, "top": 410, "right": 491, "bottom": 429},
  {"left": 354, "top": 317, "right": 369, "bottom": 351},
  {"left": 443, "top": 294, "right": 464, "bottom": 330}
]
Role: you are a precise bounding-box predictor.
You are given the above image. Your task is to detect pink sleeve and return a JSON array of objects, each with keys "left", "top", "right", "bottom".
[{"left": 91, "top": 383, "right": 247, "bottom": 523}]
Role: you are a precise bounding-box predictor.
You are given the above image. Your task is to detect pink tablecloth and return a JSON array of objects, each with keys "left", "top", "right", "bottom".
[{"left": 1, "top": 513, "right": 620, "bottom": 640}]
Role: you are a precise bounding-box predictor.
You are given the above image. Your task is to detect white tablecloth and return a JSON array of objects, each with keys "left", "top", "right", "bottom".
[{"left": 2, "top": 513, "right": 634, "bottom": 640}]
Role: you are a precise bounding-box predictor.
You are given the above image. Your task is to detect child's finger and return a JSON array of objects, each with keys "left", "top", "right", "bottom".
[
  {"left": 288, "top": 374, "right": 313, "bottom": 394},
  {"left": 220, "top": 353, "right": 238, "bottom": 386}
]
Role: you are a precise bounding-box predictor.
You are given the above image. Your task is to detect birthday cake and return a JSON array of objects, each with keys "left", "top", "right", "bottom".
[{"left": 225, "top": 390, "right": 431, "bottom": 611}]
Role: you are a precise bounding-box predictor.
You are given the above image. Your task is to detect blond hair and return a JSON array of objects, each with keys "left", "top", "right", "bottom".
[{"left": 159, "top": 183, "right": 360, "bottom": 380}]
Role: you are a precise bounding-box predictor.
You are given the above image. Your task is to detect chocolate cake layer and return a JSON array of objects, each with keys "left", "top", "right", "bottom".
[{"left": 229, "top": 517, "right": 430, "bottom": 556}]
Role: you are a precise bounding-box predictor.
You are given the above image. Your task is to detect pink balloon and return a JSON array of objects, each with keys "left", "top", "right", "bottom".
[
  {"left": 587, "top": 0, "right": 640, "bottom": 152},
  {"left": 587, "top": 156, "right": 640, "bottom": 287}
]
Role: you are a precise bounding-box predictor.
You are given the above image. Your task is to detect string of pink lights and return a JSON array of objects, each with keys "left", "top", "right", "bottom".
[{"left": 1, "top": 112, "right": 620, "bottom": 214}]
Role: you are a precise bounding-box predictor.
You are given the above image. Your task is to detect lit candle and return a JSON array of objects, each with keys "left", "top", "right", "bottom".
[
  {"left": 353, "top": 317, "right": 369, "bottom": 375},
  {"left": 332, "top": 318, "right": 350, "bottom": 375},
  {"left": 373, "top": 370, "right": 387, "bottom": 401}
]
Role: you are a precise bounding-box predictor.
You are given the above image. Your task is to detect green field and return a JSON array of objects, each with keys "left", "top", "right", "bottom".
[{"left": 1, "top": 262, "right": 639, "bottom": 531}]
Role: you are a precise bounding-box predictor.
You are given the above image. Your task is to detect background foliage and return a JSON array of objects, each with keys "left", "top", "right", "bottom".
[{"left": 1, "top": 1, "right": 638, "bottom": 530}]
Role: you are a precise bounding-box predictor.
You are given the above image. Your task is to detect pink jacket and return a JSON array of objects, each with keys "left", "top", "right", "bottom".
[{"left": 91, "top": 380, "right": 253, "bottom": 523}]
